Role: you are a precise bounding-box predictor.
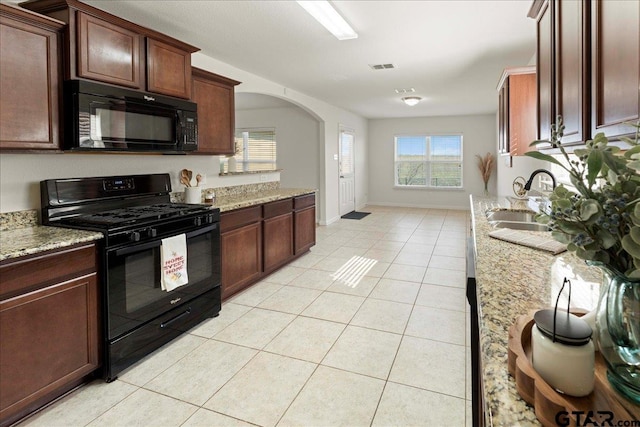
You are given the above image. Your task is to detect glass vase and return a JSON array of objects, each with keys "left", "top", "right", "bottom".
[{"left": 587, "top": 261, "right": 640, "bottom": 403}]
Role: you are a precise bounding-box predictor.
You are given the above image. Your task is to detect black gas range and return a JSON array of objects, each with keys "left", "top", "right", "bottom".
[{"left": 41, "top": 174, "right": 221, "bottom": 381}]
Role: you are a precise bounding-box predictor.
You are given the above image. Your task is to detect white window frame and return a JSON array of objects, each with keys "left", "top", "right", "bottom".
[{"left": 393, "top": 134, "right": 464, "bottom": 189}]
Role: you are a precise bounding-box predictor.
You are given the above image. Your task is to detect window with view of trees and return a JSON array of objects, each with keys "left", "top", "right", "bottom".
[
  {"left": 394, "top": 134, "right": 463, "bottom": 188},
  {"left": 229, "top": 128, "right": 277, "bottom": 172}
]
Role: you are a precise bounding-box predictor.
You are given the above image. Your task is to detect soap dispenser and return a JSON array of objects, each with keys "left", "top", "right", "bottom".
[{"left": 531, "top": 278, "right": 595, "bottom": 397}]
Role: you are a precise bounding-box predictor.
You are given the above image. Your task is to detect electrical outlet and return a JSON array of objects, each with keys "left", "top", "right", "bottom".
[
  {"left": 260, "top": 174, "right": 267, "bottom": 182},
  {"left": 333, "top": 154, "right": 338, "bottom": 160}
]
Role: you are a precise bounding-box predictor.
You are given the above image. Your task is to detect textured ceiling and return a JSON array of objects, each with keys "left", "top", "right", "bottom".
[{"left": 77, "top": 1, "right": 536, "bottom": 118}]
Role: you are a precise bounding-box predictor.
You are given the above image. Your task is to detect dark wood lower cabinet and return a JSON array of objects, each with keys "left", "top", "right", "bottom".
[
  {"left": 220, "top": 194, "right": 316, "bottom": 300},
  {"left": 263, "top": 213, "right": 294, "bottom": 273},
  {"left": 0, "top": 243, "right": 99, "bottom": 427},
  {"left": 220, "top": 221, "right": 262, "bottom": 300},
  {"left": 295, "top": 206, "right": 316, "bottom": 255}
]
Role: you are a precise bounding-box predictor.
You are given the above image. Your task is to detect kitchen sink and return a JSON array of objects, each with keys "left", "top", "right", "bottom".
[
  {"left": 486, "top": 209, "right": 549, "bottom": 232},
  {"left": 485, "top": 210, "right": 537, "bottom": 222},
  {"left": 489, "top": 221, "right": 550, "bottom": 232}
]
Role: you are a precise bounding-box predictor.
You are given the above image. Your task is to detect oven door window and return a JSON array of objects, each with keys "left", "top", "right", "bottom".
[
  {"left": 78, "top": 95, "right": 177, "bottom": 149},
  {"left": 106, "top": 226, "right": 219, "bottom": 339}
]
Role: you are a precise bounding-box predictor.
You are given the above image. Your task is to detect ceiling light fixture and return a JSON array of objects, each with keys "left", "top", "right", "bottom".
[
  {"left": 297, "top": 1, "right": 358, "bottom": 41},
  {"left": 402, "top": 96, "right": 421, "bottom": 106}
]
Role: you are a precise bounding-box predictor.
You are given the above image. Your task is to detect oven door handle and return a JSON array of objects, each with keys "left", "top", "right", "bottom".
[{"left": 112, "top": 223, "right": 217, "bottom": 257}]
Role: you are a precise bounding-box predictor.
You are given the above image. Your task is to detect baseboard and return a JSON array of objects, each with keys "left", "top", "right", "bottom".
[
  {"left": 365, "top": 201, "right": 470, "bottom": 211},
  {"left": 319, "top": 215, "right": 341, "bottom": 226}
]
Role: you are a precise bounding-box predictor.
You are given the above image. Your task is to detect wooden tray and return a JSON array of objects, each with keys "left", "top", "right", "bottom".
[{"left": 508, "top": 311, "right": 640, "bottom": 426}]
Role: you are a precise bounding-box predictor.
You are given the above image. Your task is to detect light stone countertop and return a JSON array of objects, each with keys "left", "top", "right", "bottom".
[
  {"left": 470, "top": 195, "right": 602, "bottom": 427},
  {"left": 208, "top": 188, "right": 316, "bottom": 212},
  {"left": 0, "top": 225, "right": 103, "bottom": 262}
]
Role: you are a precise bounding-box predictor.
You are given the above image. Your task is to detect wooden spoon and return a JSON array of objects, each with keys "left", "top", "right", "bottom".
[
  {"left": 195, "top": 174, "right": 203, "bottom": 187},
  {"left": 186, "top": 170, "right": 193, "bottom": 186},
  {"left": 180, "top": 169, "right": 190, "bottom": 187}
]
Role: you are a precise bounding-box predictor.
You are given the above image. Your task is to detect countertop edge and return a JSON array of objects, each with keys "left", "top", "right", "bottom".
[
  {"left": 213, "top": 188, "right": 317, "bottom": 212},
  {"left": 0, "top": 227, "right": 103, "bottom": 262}
]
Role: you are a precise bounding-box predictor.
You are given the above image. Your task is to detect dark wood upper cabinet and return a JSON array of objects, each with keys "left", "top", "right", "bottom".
[
  {"left": 77, "top": 11, "right": 141, "bottom": 88},
  {"left": 497, "top": 67, "right": 537, "bottom": 156},
  {"left": 191, "top": 67, "right": 241, "bottom": 155},
  {"left": 0, "top": 4, "right": 63, "bottom": 151},
  {"left": 555, "top": 0, "right": 589, "bottom": 145},
  {"left": 535, "top": 0, "right": 554, "bottom": 143},
  {"left": 529, "top": 0, "right": 639, "bottom": 145},
  {"left": 21, "top": 0, "right": 199, "bottom": 98},
  {"left": 147, "top": 38, "right": 191, "bottom": 99},
  {"left": 591, "top": 0, "right": 639, "bottom": 140}
]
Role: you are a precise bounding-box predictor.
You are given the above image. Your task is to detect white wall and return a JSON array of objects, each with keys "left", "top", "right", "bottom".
[
  {"left": 495, "top": 152, "right": 542, "bottom": 198},
  {"left": 235, "top": 106, "right": 320, "bottom": 191},
  {"left": 368, "top": 114, "right": 496, "bottom": 210}
]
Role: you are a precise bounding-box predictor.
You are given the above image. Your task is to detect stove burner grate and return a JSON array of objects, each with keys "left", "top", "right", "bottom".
[{"left": 67, "top": 203, "right": 207, "bottom": 226}]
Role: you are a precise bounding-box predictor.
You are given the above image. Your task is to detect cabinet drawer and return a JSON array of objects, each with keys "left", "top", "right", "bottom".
[
  {"left": 263, "top": 199, "right": 293, "bottom": 219},
  {"left": 294, "top": 194, "right": 315, "bottom": 210},
  {"left": 0, "top": 243, "right": 96, "bottom": 300},
  {"left": 221, "top": 206, "right": 262, "bottom": 232}
]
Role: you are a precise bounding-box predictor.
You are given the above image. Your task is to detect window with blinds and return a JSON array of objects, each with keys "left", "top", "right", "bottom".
[
  {"left": 229, "top": 128, "right": 277, "bottom": 172},
  {"left": 394, "top": 134, "right": 463, "bottom": 188}
]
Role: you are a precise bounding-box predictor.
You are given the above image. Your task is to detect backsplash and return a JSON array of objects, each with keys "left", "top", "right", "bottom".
[
  {"left": 170, "top": 181, "right": 281, "bottom": 203},
  {"left": 0, "top": 209, "right": 39, "bottom": 231},
  {"left": 212, "top": 181, "right": 280, "bottom": 197}
]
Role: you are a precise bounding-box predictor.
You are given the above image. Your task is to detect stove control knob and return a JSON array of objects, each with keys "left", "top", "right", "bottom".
[
  {"left": 129, "top": 231, "right": 141, "bottom": 242},
  {"left": 194, "top": 216, "right": 202, "bottom": 227},
  {"left": 147, "top": 228, "right": 157, "bottom": 238},
  {"left": 206, "top": 214, "right": 214, "bottom": 224}
]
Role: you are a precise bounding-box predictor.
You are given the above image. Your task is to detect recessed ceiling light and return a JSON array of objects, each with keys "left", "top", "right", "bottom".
[
  {"left": 402, "top": 97, "right": 422, "bottom": 106},
  {"left": 297, "top": 1, "right": 358, "bottom": 41},
  {"left": 395, "top": 88, "right": 415, "bottom": 94}
]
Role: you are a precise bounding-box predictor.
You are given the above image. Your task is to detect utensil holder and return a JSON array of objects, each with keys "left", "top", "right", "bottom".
[{"left": 184, "top": 187, "right": 201, "bottom": 204}]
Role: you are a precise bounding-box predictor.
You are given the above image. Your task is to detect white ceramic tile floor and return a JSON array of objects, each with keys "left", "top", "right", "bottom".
[{"left": 20, "top": 206, "right": 472, "bottom": 427}]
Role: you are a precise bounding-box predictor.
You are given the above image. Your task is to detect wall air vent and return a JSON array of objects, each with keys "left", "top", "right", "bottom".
[
  {"left": 369, "top": 63, "right": 396, "bottom": 70},
  {"left": 394, "top": 88, "right": 415, "bottom": 94}
]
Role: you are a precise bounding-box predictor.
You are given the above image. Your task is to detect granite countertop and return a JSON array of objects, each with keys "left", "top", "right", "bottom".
[
  {"left": 0, "top": 222, "right": 103, "bottom": 262},
  {"left": 470, "top": 195, "right": 602, "bottom": 427},
  {"left": 209, "top": 188, "right": 316, "bottom": 212}
]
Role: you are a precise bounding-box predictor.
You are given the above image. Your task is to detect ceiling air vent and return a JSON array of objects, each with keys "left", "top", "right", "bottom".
[
  {"left": 394, "top": 88, "right": 415, "bottom": 94},
  {"left": 369, "top": 63, "right": 395, "bottom": 70}
]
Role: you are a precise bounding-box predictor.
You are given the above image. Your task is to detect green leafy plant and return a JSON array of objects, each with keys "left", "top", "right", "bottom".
[{"left": 525, "top": 116, "right": 640, "bottom": 277}]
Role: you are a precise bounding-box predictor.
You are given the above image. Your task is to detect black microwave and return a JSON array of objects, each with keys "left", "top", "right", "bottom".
[{"left": 64, "top": 80, "right": 198, "bottom": 153}]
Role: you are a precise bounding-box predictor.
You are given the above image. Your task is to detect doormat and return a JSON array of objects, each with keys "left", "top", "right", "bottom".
[{"left": 341, "top": 211, "right": 371, "bottom": 220}]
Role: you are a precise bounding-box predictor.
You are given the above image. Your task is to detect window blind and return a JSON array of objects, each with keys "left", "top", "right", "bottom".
[{"left": 231, "top": 128, "right": 277, "bottom": 172}]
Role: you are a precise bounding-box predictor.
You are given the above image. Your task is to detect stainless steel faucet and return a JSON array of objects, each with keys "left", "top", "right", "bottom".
[{"left": 524, "top": 169, "right": 557, "bottom": 191}]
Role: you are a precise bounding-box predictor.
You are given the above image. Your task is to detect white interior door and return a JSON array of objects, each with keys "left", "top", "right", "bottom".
[{"left": 339, "top": 129, "right": 355, "bottom": 215}]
